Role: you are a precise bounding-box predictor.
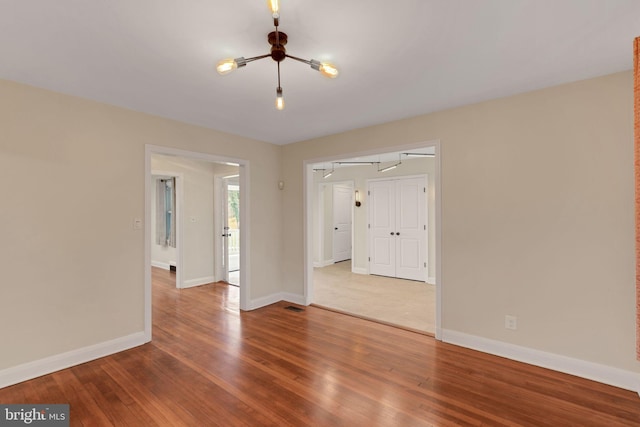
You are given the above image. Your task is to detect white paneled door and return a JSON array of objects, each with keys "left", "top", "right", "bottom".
[
  {"left": 369, "top": 176, "right": 426, "bottom": 281},
  {"left": 333, "top": 184, "right": 352, "bottom": 263}
]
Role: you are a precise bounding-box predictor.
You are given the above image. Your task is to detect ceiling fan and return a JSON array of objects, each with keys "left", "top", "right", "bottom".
[{"left": 216, "top": 0, "right": 339, "bottom": 110}]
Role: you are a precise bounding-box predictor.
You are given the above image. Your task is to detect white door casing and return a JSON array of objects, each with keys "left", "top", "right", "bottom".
[
  {"left": 368, "top": 176, "right": 427, "bottom": 281},
  {"left": 332, "top": 184, "right": 352, "bottom": 263}
]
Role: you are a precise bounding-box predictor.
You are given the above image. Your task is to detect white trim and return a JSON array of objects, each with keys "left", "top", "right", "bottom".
[
  {"left": 248, "top": 292, "right": 306, "bottom": 311},
  {"left": 0, "top": 332, "right": 146, "bottom": 389},
  {"left": 427, "top": 276, "right": 436, "bottom": 284},
  {"left": 182, "top": 276, "right": 216, "bottom": 288},
  {"left": 441, "top": 329, "right": 640, "bottom": 394},
  {"left": 151, "top": 261, "right": 170, "bottom": 270},
  {"left": 239, "top": 163, "right": 250, "bottom": 311},
  {"left": 433, "top": 141, "right": 442, "bottom": 340},
  {"left": 352, "top": 267, "right": 368, "bottom": 275},
  {"left": 304, "top": 163, "right": 314, "bottom": 306}
]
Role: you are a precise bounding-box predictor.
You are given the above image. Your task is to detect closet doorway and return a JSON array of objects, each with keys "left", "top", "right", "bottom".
[{"left": 369, "top": 175, "right": 427, "bottom": 281}]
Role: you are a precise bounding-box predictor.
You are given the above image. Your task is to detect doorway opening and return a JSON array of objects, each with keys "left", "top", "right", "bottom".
[
  {"left": 222, "top": 175, "right": 240, "bottom": 286},
  {"left": 304, "top": 141, "right": 441, "bottom": 338},
  {"left": 144, "top": 145, "right": 249, "bottom": 341},
  {"left": 150, "top": 172, "right": 183, "bottom": 288}
]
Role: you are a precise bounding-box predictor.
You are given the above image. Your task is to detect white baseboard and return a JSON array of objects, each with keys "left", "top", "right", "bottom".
[
  {"left": 281, "top": 292, "right": 307, "bottom": 306},
  {"left": 181, "top": 276, "right": 215, "bottom": 289},
  {"left": 352, "top": 267, "right": 368, "bottom": 275},
  {"left": 248, "top": 293, "right": 282, "bottom": 310},
  {"left": 0, "top": 332, "right": 147, "bottom": 389},
  {"left": 151, "top": 260, "right": 170, "bottom": 270},
  {"left": 248, "top": 292, "right": 306, "bottom": 310},
  {"left": 427, "top": 276, "right": 436, "bottom": 284},
  {"left": 441, "top": 329, "right": 640, "bottom": 394}
]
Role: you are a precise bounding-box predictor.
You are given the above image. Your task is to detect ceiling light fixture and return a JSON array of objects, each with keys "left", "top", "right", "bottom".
[
  {"left": 378, "top": 155, "right": 402, "bottom": 173},
  {"left": 402, "top": 153, "right": 436, "bottom": 157},
  {"left": 334, "top": 161, "right": 379, "bottom": 166},
  {"left": 323, "top": 164, "right": 335, "bottom": 179},
  {"left": 216, "top": 0, "right": 339, "bottom": 110}
]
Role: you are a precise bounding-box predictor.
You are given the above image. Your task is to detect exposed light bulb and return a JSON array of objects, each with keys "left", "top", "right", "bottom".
[
  {"left": 276, "top": 87, "right": 285, "bottom": 110},
  {"left": 310, "top": 59, "right": 339, "bottom": 78},
  {"left": 267, "top": 0, "right": 280, "bottom": 18},
  {"left": 319, "top": 62, "right": 339, "bottom": 78},
  {"left": 216, "top": 57, "right": 247, "bottom": 75},
  {"left": 216, "top": 58, "right": 237, "bottom": 75}
]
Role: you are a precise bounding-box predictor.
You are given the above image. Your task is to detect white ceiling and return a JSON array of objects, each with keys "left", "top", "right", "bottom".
[{"left": 1, "top": 1, "right": 638, "bottom": 145}]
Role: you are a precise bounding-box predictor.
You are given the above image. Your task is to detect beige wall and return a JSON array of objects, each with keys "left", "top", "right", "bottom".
[
  {"left": 0, "top": 79, "right": 282, "bottom": 370},
  {"left": 1, "top": 70, "right": 637, "bottom": 379},
  {"left": 282, "top": 71, "right": 637, "bottom": 372}
]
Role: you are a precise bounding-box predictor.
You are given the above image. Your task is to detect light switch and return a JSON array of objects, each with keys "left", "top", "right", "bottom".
[
  {"left": 133, "top": 218, "right": 142, "bottom": 229},
  {"left": 190, "top": 217, "right": 196, "bottom": 223}
]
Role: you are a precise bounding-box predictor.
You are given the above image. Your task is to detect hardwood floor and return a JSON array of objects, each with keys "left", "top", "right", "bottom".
[{"left": 1, "top": 267, "right": 639, "bottom": 426}]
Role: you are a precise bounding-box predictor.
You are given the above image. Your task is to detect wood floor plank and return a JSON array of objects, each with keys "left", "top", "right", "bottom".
[{"left": 0, "top": 267, "right": 639, "bottom": 426}]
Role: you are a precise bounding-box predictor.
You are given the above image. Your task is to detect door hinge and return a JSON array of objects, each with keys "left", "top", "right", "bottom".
[
  {"left": 424, "top": 187, "right": 426, "bottom": 193},
  {"left": 368, "top": 190, "right": 370, "bottom": 196},
  {"left": 368, "top": 224, "right": 370, "bottom": 229},
  {"left": 424, "top": 225, "right": 426, "bottom": 230},
  {"left": 368, "top": 257, "right": 371, "bottom": 262},
  {"left": 424, "top": 262, "right": 427, "bottom": 267}
]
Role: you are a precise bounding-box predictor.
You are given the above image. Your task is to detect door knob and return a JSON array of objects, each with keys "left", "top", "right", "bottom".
[
  {"left": 335, "top": 227, "right": 338, "bottom": 230},
  {"left": 390, "top": 232, "right": 394, "bottom": 236},
  {"left": 396, "top": 232, "right": 400, "bottom": 236}
]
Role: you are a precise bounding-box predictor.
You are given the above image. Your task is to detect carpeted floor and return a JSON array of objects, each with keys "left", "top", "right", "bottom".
[{"left": 313, "top": 261, "right": 435, "bottom": 334}]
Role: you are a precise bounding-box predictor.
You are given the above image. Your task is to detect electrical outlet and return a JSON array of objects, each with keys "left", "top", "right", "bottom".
[{"left": 505, "top": 315, "right": 517, "bottom": 330}]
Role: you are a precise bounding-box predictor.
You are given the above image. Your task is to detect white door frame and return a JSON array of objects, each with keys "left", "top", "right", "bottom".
[
  {"left": 145, "top": 144, "right": 250, "bottom": 341},
  {"left": 151, "top": 171, "right": 184, "bottom": 288},
  {"left": 303, "top": 140, "right": 442, "bottom": 339}
]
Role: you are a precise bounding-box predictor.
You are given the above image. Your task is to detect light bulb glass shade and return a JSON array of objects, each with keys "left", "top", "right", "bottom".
[
  {"left": 216, "top": 58, "right": 238, "bottom": 75},
  {"left": 267, "top": 0, "right": 280, "bottom": 18},
  {"left": 276, "top": 87, "right": 285, "bottom": 110},
  {"left": 319, "top": 62, "right": 339, "bottom": 78},
  {"left": 310, "top": 59, "right": 339, "bottom": 78}
]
